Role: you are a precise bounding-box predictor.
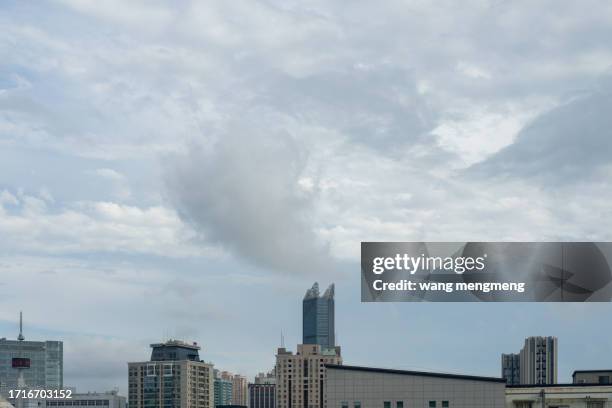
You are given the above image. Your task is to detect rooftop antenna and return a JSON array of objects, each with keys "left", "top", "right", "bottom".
[
  {"left": 17, "top": 311, "right": 24, "bottom": 341},
  {"left": 281, "top": 330, "right": 285, "bottom": 348}
]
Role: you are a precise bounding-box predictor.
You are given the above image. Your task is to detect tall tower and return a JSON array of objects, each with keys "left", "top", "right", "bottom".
[
  {"left": 519, "top": 336, "right": 558, "bottom": 385},
  {"left": 302, "top": 283, "right": 335, "bottom": 349}
]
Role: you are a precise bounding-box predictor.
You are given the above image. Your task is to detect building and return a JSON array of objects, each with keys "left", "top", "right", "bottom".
[
  {"left": 0, "top": 395, "right": 14, "bottom": 408},
  {"left": 218, "top": 372, "right": 247, "bottom": 406},
  {"left": 506, "top": 383, "right": 612, "bottom": 408},
  {"left": 214, "top": 370, "right": 233, "bottom": 407},
  {"left": 249, "top": 383, "right": 275, "bottom": 408},
  {"left": 326, "top": 364, "right": 506, "bottom": 408},
  {"left": 573, "top": 370, "right": 612, "bottom": 385},
  {"left": 502, "top": 354, "right": 521, "bottom": 385},
  {"left": 45, "top": 391, "right": 126, "bottom": 408},
  {"left": 0, "top": 314, "right": 63, "bottom": 397},
  {"left": 519, "top": 337, "right": 558, "bottom": 385},
  {"left": 275, "top": 344, "right": 342, "bottom": 408},
  {"left": 254, "top": 371, "right": 276, "bottom": 385},
  {"left": 303, "top": 283, "right": 335, "bottom": 349},
  {"left": 128, "top": 340, "right": 214, "bottom": 408}
]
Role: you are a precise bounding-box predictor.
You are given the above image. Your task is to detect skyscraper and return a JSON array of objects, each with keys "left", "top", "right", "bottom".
[
  {"left": 214, "top": 370, "right": 233, "bottom": 407},
  {"left": 302, "top": 283, "right": 335, "bottom": 349},
  {"left": 128, "top": 340, "right": 214, "bottom": 408},
  {"left": 501, "top": 353, "right": 520, "bottom": 385},
  {"left": 0, "top": 314, "right": 63, "bottom": 398},
  {"left": 519, "top": 336, "right": 558, "bottom": 385}
]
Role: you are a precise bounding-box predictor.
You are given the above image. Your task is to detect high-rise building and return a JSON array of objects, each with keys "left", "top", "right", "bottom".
[
  {"left": 218, "top": 372, "right": 247, "bottom": 406},
  {"left": 501, "top": 353, "right": 521, "bottom": 385},
  {"left": 248, "top": 383, "right": 274, "bottom": 408},
  {"left": 302, "top": 283, "right": 335, "bottom": 349},
  {"left": 214, "top": 370, "right": 233, "bottom": 407},
  {"left": 128, "top": 340, "right": 214, "bottom": 408},
  {"left": 519, "top": 336, "right": 558, "bottom": 385},
  {"left": 254, "top": 371, "right": 275, "bottom": 385},
  {"left": 0, "top": 314, "right": 63, "bottom": 398},
  {"left": 275, "top": 344, "right": 341, "bottom": 408}
]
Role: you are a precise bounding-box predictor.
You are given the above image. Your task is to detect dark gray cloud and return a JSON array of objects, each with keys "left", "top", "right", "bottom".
[
  {"left": 469, "top": 72, "right": 612, "bottom": 183},
  {"left": 164, "top": 123, "right": 331, "bottom": 275}
]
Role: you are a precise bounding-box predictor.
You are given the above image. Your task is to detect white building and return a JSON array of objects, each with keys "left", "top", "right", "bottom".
[
  {"left": 45, "top": 391, "right": 126, "bottom": 408},
  {"left": 506, "top": 384, "right": 612, "bottom": 408},
  {"left": 326, "top": 364, "right": 506, "bottom": 408}
]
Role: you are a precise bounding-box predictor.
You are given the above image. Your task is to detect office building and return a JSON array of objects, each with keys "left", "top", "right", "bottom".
[
  {"left": 0, "top": 314, "right": 63, "bottom": 397},
  {"left": 519, "top": 336, "right": 557, "bottom": 385},
  {"left": 501, "top": 353, "right": 521, "bottom": 385},
  {"left": 248, "top": 383, "right": 275, "bottom": 408},
  {"left": 303, "top": 283, "right": 335, "bottom": 349},
  {"left": 254, "top": 371, "right": 276, "bottom": 385},
  {"left": 506, "top": 383, "right": 612, "bottom": 408},
  {"left": 214, "top": 370, "right": 233, "bottom": 407},
  {"left": 46, "top": 391, "right": 126, "bottom": 408},
  {"left": 573, "top": 370, "right": 612, "bottom": 384},
  {"left": 275, "top": 344, "right": 342, "bottom": 408},
  {"left": 326, "top": 364, "right": 506, "bottom": 408},
  {"left": 128, "top": 340, "right": 214, "bottom": 408}
]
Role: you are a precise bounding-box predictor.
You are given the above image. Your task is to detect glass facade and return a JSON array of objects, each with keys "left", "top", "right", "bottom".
[
  {"left": 0, "top": 339, "right": 63, "bottom": 396},
  {"left": 302, "top": 283, "right": 335, "bottom": 348}
]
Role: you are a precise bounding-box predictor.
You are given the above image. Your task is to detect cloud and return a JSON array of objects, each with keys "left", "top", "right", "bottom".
[{"left": 164, "top": 123, "right": 331, "bottom": 275}]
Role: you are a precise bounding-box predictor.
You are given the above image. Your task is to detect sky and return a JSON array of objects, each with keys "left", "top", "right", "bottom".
[{"left": 1, "top": 0, "right": 612, "bottom": 396}]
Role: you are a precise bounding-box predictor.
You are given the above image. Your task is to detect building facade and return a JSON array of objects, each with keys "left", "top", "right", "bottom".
[
  {"left": 46, "top": 391, "right": 126, "bottom": 408},
  {"left": 248, "top": 384, "right": 275, "bottom": 408},
  {"left": 214, "top": 371, "right": 233, "bottom": 407},
  {"left": 0, "top": 337, "right": 63, "bottom": 397},
  {"left": 502, "top": 354, "right": 521, "bottom": 385},
  {"left": 303, "top": 283, "right": 335, "bottom": 349},
  {"left": 506, "top": 383, "right": 612, "bottom": 408},
  {"left": 326, "top": 364, "right": 506, "bottom": 408},
  {"left": 218, "top": 372, "right": 247, "bottom": 406},
  {"left": 128, "top": 340, "right": 214, "bottom": 408},
  {"left": 573, "top": 370, "right": 612, "bottom": 385},
  {"left": 275, "top": 344, "right": 342, "bottom": 408},
  {"left": 519, "top": 337, "right": 558, "bottom": 385}
]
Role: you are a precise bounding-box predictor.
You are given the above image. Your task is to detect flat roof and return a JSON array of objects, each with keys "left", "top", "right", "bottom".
[
  {"left": 325, "top": 364, "right": 506, "bottom": 383},
  {"left": 508, "top": 383, "right": 612, "bottom": 388},
  {"left": 573, "top": 370, "right": 612, "bottom": 376}
]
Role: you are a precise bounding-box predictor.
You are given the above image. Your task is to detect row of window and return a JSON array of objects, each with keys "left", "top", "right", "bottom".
[{"left": 341, "top": 401, "right": 450, "bottom": 408}]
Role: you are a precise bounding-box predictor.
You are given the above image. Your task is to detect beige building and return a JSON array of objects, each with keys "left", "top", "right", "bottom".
[
  {"left": 219, "top": 371, "right": 248, "bottom": 406},
  {"left": 275, "top": 344, "right": 342, "bottom": 408},
  {"left": 506, "top": 383, "right": 612, "bottom": 408},
  {"left": 128, "top": 340, "right": 214, "bottom": 408}
]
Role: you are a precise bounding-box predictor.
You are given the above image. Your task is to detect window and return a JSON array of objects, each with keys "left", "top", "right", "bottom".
[
  {"left": 396, "top": 401, "right": 403, "bottom": 408},
  {"left": 429, "top": 402, "right": 436, "bottom": 408},
  {"left": 442, "top": 402, "right": 449, "bottom": 408},
  {"left": 355, "top": 402, "right": 361, "bottom": 408},
  {"left": 598, "top": 376, "right": 610, "bottom": 384},
  {"left": 587, "top": 402, "right": 604, "bottom": 408},
  {"left": 384, "top": 401, "right": 391, "bottom": 408},
  {"left": 341, "top": 402, "right": 348, "bottom": 408}
]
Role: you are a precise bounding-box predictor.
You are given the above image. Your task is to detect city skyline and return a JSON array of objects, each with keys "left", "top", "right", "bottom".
[{"left": 2, "top": 0, "right": 612, "bottom": 401}]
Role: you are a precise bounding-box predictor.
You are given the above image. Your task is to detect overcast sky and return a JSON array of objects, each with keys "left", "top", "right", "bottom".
[{"left": 1, "top": 0, "right": 612, "bottom": 395}]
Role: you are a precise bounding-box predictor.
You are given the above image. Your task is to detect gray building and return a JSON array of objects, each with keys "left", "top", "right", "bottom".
[
  {"left": 506, "top": 383, "right": 612, "bottom": 408},
  {"left": 128, "top": 340, "right": 214, "bottom": 408},
  {"left": 0, "top": 315, "right": 63, "bottom": 397},
  {"left": 326, "top": 365, "right": 506, "bottom": 408},
  {"left": 46, "top": 391, "right": 126, "bottom": 408},
  {"left": 248, "top": 383, "right": 274, "bottom": 408},
  {"left": 501, "top": 354, "right": 521, "bottom": 385},
  {"left": 303, "top": 283, "right": 335, "bottom": 349},
  {"left": 573, "top": 370, "right": 612, "bottom": 385},
  {"left": 519, "top": 337, "right": 557, "bottom": 385}
]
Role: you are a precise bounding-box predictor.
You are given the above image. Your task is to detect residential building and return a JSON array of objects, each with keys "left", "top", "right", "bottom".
[
  {"left": 127, "top": 340, "right": 214, "bottom": 408},
  {"left": 326, "top": 364, "right": 506, "bottom": 408},
  {"left": 519, "top": 337, "right": 558, "bottom": 385},
  {"left": 506, "top": 383, "right": 612, "bottom": 408},
  {"left": 275, "top": 344, "right": 342, "bottom": 408},
  {"left": 303, "top": 283, "right": 335, "bottom": 349},
  {"left": 502, "top": 354, "right": 521, "bottom": 385},
  {"left": 248, "top": 383, "right": 275, "bottom": 408},
  {"left": 0, "top": 314, "right": 63, "bottom": 398},
  {"left": 219, "top": 372, "right": 247, "bottom": 406},
  {"left": 214, "top": 370, "right": 233, "bottom": 407},
  {"left": 254, "top": 371, "right": 276, "bottom": 385},
  {"left": 573, "top": 370, "right": 612, "bottom": 385},
  {"left": 45, "top": 391, "right": 126, "bottom": 408}
]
